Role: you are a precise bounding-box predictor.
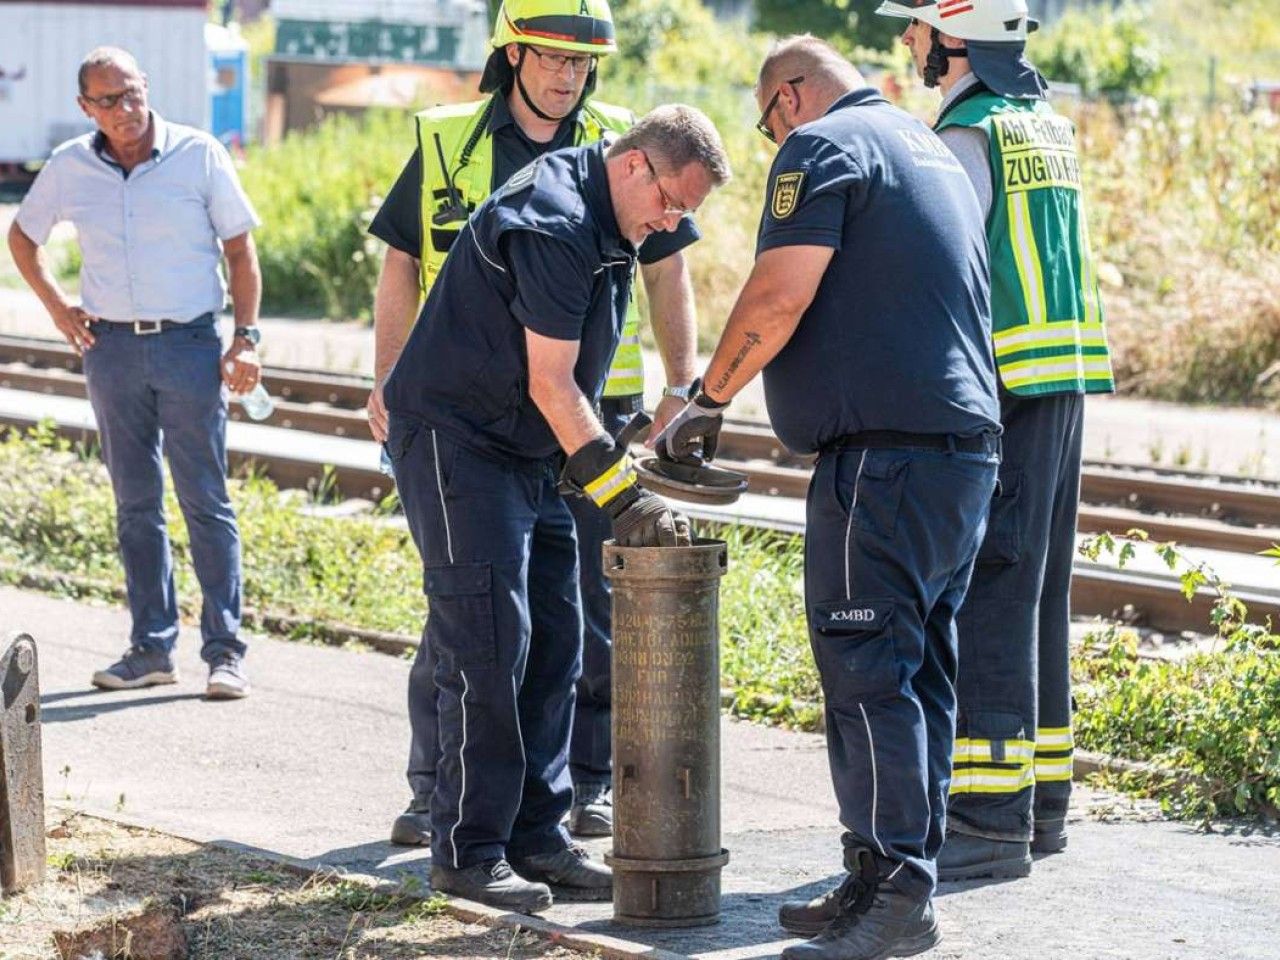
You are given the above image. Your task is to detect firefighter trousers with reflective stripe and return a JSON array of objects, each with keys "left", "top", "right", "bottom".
[
  {"left": 948, "top": 391, "right": 1084, "bottom": 842},
  {"left": 563, "top": 399, "right": 633, "bottom": 788},
  {"left": 388, "top": 413, "right": 579, "bottom": 868},
  {"left": 806, "top": 444, "right": 998, "bottom": 900}
]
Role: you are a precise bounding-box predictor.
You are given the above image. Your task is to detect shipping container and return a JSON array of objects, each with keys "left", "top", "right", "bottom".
[{"left": 0, "top": 0, "right": 208, "bottom": 166}]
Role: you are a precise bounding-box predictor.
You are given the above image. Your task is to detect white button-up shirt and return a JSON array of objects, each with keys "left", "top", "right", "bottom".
[{"left": 16, "top": 113, "right": 260, "bottom": 322}]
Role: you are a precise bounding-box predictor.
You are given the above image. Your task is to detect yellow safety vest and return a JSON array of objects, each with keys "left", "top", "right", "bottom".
[{"left": 415, "top": 96, "right": 645, "bottom": 398}]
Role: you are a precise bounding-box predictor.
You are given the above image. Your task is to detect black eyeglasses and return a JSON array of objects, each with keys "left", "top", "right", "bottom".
[
  {"left": 756, "top": 75, "right": 804, "bottom": 143},
  {"left": 526, "top": 47, "right": 598, "bottom": 75},
  {"left": 81, "top": 86, "right": 146, "bottom": 111},
  {"left": 643, "top": 154, "right": 693, "bottom": 216}
]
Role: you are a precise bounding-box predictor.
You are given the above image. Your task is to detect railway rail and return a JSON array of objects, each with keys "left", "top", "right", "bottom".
[{"left": 2, "top": 332, "right": 1278, "bottom": 634}]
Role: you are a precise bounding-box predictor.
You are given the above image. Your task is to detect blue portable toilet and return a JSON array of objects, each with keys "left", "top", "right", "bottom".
[{"left": 206, "top": 22, "right": 249, "bottom": 149}]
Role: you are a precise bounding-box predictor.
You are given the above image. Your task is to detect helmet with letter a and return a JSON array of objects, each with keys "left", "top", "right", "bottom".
[
  {"left": 481, "top": 0, "right": 618, "bottom": 92},
  {"left": 875, "top": 0, "right": 1047, "bottom": 98}
]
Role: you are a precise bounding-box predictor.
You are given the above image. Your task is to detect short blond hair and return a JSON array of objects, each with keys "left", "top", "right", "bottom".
[{"left": 608, "top": 104, "right": 732, "bottom": 187}]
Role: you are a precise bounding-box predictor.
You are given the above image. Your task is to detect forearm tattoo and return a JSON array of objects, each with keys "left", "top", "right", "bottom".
[{"left": 714, "top": 331, "right": 761, "bottom": 395}]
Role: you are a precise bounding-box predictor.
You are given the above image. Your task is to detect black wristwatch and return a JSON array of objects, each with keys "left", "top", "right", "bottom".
[{"left": 233, "top": 326, "right": 261, "bottom": 346}]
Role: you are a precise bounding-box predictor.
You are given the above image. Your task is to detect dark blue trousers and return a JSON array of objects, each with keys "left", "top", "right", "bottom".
[
  {"left": 389, "top": 414, "right": 579, "bottom": 868},
  {"left": 806, "top": 443, "right": 997, "bottom": 900},
  {"left": 948, "top": 392, "right": 1084, "bottom": 841},
  {"left": 82, "top": 315, "right": 243, "bottom": 661},
  {"left": 400, "top": 401, "right": 625, "bottom": 807},
  {"left": 562, "top": 397, "right": 633, "bottom": 788}
]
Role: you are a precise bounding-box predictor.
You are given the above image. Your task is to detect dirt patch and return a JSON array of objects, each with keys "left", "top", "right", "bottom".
[{"left": 1, "top": 812, "right": 590, "bottom": 960}]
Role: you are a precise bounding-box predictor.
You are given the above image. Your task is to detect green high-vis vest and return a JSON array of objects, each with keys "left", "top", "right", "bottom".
[
  {"left": 415, "top": 96, "right": 645, "bottom": 398},
  {"left": 938, "top": 92, "right": 1114, "bottom": 397}
]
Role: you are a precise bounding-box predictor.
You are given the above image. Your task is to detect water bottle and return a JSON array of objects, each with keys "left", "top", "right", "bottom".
[{"left": 236, "top": 382, "right": 275, "bottom": 421}]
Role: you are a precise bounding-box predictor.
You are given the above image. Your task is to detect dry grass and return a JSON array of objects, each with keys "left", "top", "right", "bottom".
[{"left": 1, "top": 812, "right": 590, "bottom": 960}]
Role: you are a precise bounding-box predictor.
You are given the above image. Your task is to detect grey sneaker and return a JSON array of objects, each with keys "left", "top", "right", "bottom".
[
  {"left": 91, "top": 647, "right": 177, "bottom": 690},
  {"left": 206, "top": 655, "right": 250, "bottom": 700},
  {"left": 568, "top": 782, "right": 613, "bottom": 837}
]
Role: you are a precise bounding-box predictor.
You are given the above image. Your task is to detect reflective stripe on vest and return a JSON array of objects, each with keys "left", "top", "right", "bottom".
[
  {"left": 415, "top": 97, "right": 645, "bottom": 398},
  {"left": 937, "top": 93, "right": 1114, "bottom": 397}
]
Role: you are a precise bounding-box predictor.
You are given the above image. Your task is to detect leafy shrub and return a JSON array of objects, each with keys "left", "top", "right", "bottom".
[
  {"left": 239, "top": 110, "right": 411, "bottom": 320},
  {"left": 1076, "top": 533, "right": 1280, "bottom": 820},
  {"left": 752, "top": 0, "right": 903, "bottom": 54},
  {"left": 1030, "top": 4, "right": 1168, "bottom": 100},
  {"left": 1073, "top": 100, "right": 1280, "bottom": 404}
]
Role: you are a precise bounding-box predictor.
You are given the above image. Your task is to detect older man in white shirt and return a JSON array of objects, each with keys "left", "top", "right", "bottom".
[{"left": 7, "top": 46, "right": 262, "bottom": 699}]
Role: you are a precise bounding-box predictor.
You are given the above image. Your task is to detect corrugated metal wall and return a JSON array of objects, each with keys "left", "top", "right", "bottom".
[{"left": 0, "top": 2, "right": 207, "bottom": 162}]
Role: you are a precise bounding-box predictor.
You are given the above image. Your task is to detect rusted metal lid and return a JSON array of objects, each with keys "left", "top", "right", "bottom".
[{"left": 634, "top": 457, "right": 749, "bottom": 505}]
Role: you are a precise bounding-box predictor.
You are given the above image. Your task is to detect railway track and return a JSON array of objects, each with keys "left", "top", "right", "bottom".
[{"left": 2, "top": 333, "right": 1278, "bottom": 633}]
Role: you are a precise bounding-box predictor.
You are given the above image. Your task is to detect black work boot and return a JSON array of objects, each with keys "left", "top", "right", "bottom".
[
  {"left": 779, "top": 871, "right": 869, "bottom": 937},
  {"left": 390, "top": 797, "right": 431, "bottom": 846},
  {"left": 781, "top": 849, "right": 939, "bottom": 960},
  {"left": 1032, "top": 796, "right": 1069, "bottom": 853},
  {"left": 1032, "top": 820, "right": 1067, "bottom": 853},
  {"left": 510, "top": 844, "right": 613, "bottom": 902},
  {"left": 568, "top": 781, "right": 613, "bottom": 837},
  {"left": 430, "top": 858, "right": 552, "bottom": 914},
  {"left": 936, "top": 831, "right": 1031, "bottom": 882}
]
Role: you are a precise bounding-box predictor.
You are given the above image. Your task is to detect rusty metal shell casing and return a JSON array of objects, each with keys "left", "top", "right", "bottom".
[
  {"left": 1, "top": 634, "right": 45, "bottom": 894},
  {"left": 604, "top": 539, "right": 729, "bottom": 927}
]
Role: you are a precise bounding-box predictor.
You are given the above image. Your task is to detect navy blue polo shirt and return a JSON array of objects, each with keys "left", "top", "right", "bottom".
[
  {"left": 369, "top": 93, "right": 698, "bottom": 265},
  {"left": 383, "top": 141, "right": 635, "bottom": 461},
  {"left": 756, "top": 88, "right": 1000, "bottom": 455}
]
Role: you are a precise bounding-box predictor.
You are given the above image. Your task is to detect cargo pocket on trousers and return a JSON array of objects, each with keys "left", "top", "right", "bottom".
[
  {"left": 425, "top": 562, "right": 497, "bottom": 669},
  {"left": 975, "top": 470, "right": 1022, "bottom": 565},
  {"left": 811, "top": 599, "right": 899, "bottom": 705},
  {"left": 851, "top": 454, "right": 910, "bottom": 540}
]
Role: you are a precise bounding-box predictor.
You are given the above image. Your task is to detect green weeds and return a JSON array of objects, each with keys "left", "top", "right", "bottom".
[{"left": 1076, "top": 532, "right": 1280, "bottom": 820}]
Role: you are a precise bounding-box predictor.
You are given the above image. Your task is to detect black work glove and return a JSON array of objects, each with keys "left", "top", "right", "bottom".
[
  {"left": 610, "top": 488, "right": 685, "bottom": 548},
  {"left": 562, "top": 437, "right": 691, "bottom": 548},
  {"left": 653, "top": 378, "right": 728, "bottom": 465}
]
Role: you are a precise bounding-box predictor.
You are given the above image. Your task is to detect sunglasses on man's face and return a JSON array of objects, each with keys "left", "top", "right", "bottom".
[
  {"left": 82, "top": 86, "right": 146, "bottom": 111},
  {"left": 756, "top": 76, "right": 804, "bottom": 144}
]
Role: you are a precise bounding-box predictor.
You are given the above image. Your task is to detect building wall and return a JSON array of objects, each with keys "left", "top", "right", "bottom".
[{"left": 0, "top": 1, "right": 208, "bottom": 162}]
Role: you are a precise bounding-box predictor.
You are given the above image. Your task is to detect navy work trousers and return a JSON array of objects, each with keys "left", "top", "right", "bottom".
[
  {"left": 948, "top": 392, "right": 1084, "bottom": 841},
  {"left": 389, "top": 414, "right": 579, "bottom": 868},
  {"left": 563, "top": 397, "right": 633, "bottom": 788},
  {"left": 82, "top": 315, "right": 243, "bottom": 661},
  {"left": 806, "top": 442, "right": 998, "bottom": 900},
  {"left": 405, "top": 401, "right": 628, "bottom": 803}
]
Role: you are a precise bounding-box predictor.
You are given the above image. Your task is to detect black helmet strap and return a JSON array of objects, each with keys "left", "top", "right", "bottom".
[{"left": 924, "top": 27, "right": 968, "bottom": 88}]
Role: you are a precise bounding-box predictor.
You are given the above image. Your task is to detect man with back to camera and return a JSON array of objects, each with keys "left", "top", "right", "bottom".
[
  {"left": 7, "top": 46, "right": 262, "bottom": 700},
  {"left": 382, "top": 104, "right": 730, "bottom": 911},
  {"left": 877, "top": 0, "right": 1115, "bottom": 880},
  {"left": 652, "top": 36, "right": 1000, "bottom": 960},
  {"left": 364, "top": 0, "right": 702, "bottom": 847}
]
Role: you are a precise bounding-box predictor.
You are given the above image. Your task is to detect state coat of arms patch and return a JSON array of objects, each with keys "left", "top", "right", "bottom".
[{"left": 770, "top": 171, "right": 805, "bottom": 219}]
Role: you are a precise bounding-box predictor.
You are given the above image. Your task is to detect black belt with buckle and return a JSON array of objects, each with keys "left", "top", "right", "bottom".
[
  {"left": 822, "top": 429, "right": 1000, "bottom": 456},
  {"left": 95, "top": 313, "right": 214, "bottom": 335}
]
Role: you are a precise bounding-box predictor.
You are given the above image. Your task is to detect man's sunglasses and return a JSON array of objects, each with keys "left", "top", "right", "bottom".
[
  {"left": 81, "top": 86, "right": 146, "bottom": 111},
  {"left": 756, "top": 76, "right": 804, "bottom": 143}
]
